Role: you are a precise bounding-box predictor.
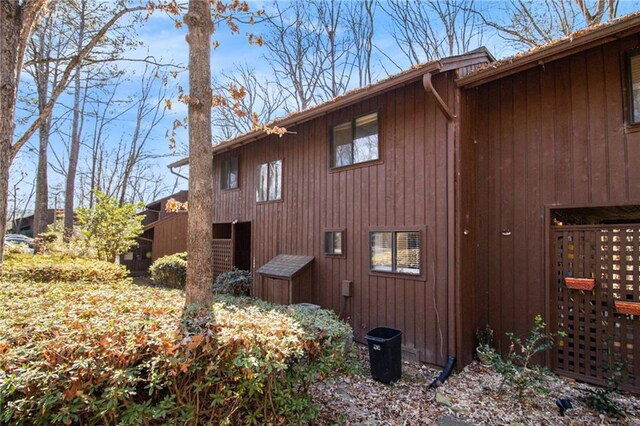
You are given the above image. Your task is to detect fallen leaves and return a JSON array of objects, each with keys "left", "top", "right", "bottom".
[{"left": 310, "top": 345, "right": 640, "bottom": 425}]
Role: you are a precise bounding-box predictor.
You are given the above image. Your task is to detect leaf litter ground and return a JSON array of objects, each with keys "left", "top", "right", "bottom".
[{"left": 310, "top": 345, "right": 640, "bottom": 425}]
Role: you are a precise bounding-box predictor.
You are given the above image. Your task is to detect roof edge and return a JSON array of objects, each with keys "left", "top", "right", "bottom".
[
  {"left": 212, "top": 49, "right": 492, "bottom": 156},
  {"left": 459, "top": 13, "right": 640, "bottom": 88},
  {"left": 172, "top": 48, "right": 493, "bottom": 166}
]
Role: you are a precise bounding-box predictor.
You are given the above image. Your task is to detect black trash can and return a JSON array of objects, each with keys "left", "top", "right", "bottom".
[{"left": 365, "top": 327, "right": 402, "bottom": 384}]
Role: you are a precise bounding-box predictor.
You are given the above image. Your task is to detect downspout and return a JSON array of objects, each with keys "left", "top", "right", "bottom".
[
  {"left": 422, "top": 71, "right": 456, "bottom": 121},
  {"left": 168, "top": 164, "right": 189, "bottom": 181},
  {"left": 422, "top": 69, "right": 458, "bottom": 368}
]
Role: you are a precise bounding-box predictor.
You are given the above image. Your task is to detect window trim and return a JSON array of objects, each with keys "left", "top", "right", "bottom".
[
  {"left": 329, "top": 110, "right": 382, "bottom": 171},
  {"left": 220, "top": 156, "right": 239, "bottom": 191},
  {"left": 367, "top": 226, "right": 427, "bottom": 281},
  {"left": 626, "top": 49, "right": 640, "bottom": 130},
  {"left": 256, "top": 159, "right": 283, "bottom": 203},
  {"left": 323, "top": 229, "right": 346, "bottom": 257}
]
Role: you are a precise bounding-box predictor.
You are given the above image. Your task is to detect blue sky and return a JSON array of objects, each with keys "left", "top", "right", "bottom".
[{"left": 9, "top": 0, "right": 640, "bottom": 216}]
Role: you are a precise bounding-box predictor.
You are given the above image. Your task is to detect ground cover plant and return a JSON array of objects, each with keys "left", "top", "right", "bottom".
[
  {"left": 3, "top": 253, "right": 128, "bottom": 283},
  {"left": 0, "top": 277, "right": 352, "bottom": 425}
]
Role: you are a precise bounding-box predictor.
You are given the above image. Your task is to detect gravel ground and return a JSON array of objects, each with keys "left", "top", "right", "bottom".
[{"left": 310, "top": 345, "right": 640, "bottom": 425}]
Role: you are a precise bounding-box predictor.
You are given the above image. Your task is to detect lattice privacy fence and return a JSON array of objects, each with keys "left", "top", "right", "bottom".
[
  {"left": 212, "top": 239, "right": 233, "bottom": 278},
  {"left": 553, "top": 225, "right": 640, "bottom": 393}
]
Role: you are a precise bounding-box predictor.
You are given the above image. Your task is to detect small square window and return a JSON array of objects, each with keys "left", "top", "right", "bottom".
[
  {"left": 629, "top": 53, "right": 640, "bottom": 125},
  {"left": 324, "top": 230, "right": 344, "bottom": 255},
  {"left": 330, "top": 112, "right": 378, "bottom": 168},
  {"left": 256, "top": 159, "right": 282, "bottom": 202},
  {"left": 370, "top": 230, "right": 420, "bottom": 275},
  {"left": 221, "top": 156, "right": 239, "bottom": 190}
]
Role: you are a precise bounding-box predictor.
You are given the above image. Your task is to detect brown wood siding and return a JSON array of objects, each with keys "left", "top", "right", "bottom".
[
  {"left": 151, "top": 213, "right": 188, "bottom": 261},
  {"left": 212, "top": 74, "right": 456, "bottom": 366},
  {"left": 462, "top": 35, "right": 640, "bottom": 359}
]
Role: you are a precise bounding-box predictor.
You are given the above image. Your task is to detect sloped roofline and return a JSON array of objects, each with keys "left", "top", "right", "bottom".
[
  {"left": 168, "top": 48, "right": 493, "bottom": 168},
  {"left": 458, "top": 12, "right": 640, "bottom": 88},
  {"left": 144, "top": 189, "right": 188, "bottom": 210}
]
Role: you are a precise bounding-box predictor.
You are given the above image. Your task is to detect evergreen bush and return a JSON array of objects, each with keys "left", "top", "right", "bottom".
[
  {"left": 149, "top": 252, "right": 187, "bottom": 288},
  {"left": 213, "top": 268, "right": 252, "bottom": 296}
]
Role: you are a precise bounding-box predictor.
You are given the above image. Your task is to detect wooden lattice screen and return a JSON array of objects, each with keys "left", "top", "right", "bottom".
[
  {"left": 553, "top": 225, "right": 640, "bottom": 392},
  {"left": 212, "top": 239, "right": 233, "bottom": 278}
]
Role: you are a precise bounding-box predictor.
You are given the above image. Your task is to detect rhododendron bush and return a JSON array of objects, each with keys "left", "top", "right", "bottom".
[{"left": 0, "top": 279, "right": 352, "bottom": 425}]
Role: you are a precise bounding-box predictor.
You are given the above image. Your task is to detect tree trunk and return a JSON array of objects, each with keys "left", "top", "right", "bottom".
[
  {"left": 64, "top": 0, "right": 86, "bottom": 239},
  {"left": 33, "top": 59, "right": 51, "bottom": 237},
  {"left": 184, "top": 0, "right": 214, "bottom": 308},
  {"left": 0, "top": 4, "right": 25, "bottom": 272}
]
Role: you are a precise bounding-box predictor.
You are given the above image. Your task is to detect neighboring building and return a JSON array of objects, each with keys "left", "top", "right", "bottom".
[
  {"left": 173, "top": 13, "right": 640, "bottom": 393},
  {"left": 8, "top": 209, "right": 61, "bottom": 237},
  {"left": 121, "top": 190, "right": 188, "bottom": 275}
]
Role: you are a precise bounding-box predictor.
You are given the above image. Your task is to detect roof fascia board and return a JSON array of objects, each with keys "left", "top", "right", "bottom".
[
  {"left": 459, "top": 16, "right": 640, "bottom": 88},
  {"left": 211, "top": 61, "right": 442, "bottom": 155},
  {"left": 171, "top": 49, "right": 492, "bottom": 163}
]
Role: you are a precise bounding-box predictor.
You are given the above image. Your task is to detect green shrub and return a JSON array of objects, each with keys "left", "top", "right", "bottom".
[
  {"left": 0, "top": 280, "right": 352, "bottom": 425},
  {"left": 491, "top": 314, "right": 565, "bottom": 399},
  {"left": 3, "top": 254, "right": 128, "bottom": 283},
  {"left": 214, "top": 268, "right": 252, "bottom": 296},
  {"left": 149, "top": 252, "right": 187, "bottom": 288}
]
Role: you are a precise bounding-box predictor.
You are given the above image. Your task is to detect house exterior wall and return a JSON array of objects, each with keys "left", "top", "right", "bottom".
[
  {"left": 211, "top": 73, "right": 457, "bottom": 366},
  {"left": 152, "top": 213, "right": 188, "bottom": 261},
  {"left": 460, "top": 33, "right": 640, "bottom": 362}
]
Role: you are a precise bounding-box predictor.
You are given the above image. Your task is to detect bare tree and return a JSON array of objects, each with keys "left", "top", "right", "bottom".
[
  {"left": 474, "top": 0, "right": 619, "bottom": 49},
  {"left": 382, "top": 0, "right": 484, "bottom": 67},
  {"left": 211, "top": 63, "right": 286, "bottom": 142},
  {"left": 26, "top": 4, "right": 68, "bottom": 236},
  {"left": 116, "top": 65, "right": 168, "bottom": 205},
  {"left": 264, "top": 0, "right": 377, "bottom": 111},
  {"left": 313, "top": 0, "right": 355, "bottom": 100},
  {"left": 0, "top": 0, "right": 144, "bottom": 270},
  {"left": 346, "top": 0, "right": 376, "bottom": 87},
  {"left": 264, "top": 1, "right": 325, "bottom": 111},
  {"left": 7, "top": 171, "right": 36, "bottom": 235}
]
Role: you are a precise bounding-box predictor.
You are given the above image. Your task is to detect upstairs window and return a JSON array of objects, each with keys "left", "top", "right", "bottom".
[
  {"left": 370, "top": 230, "right": 420, "bottom": 275},
  {"left": 256, "top": 160, "right": 282, "bottom": 202},
  {"left": 221, "top": 156, "right": 238, "bottom": 190},
  {"left": 331, "top": 112, "right": 379, "bottom": 168},
  {"left": 629, "top": 52, "right": 640, "bottom": 124},
  {"left": 324, "top": 230, "right": 344, "bottom": 256}
]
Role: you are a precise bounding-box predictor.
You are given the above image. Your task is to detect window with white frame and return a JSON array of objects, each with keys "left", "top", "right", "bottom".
[{"left": 256, "top": 159, "right": 282, "bottom": 202}]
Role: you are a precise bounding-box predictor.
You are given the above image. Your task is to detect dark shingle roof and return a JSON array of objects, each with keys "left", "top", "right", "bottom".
[{"left": 257, "top": 255, "right": 314, "bottom": 279}]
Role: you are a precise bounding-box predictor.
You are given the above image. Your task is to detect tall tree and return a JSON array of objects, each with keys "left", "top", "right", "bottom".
[
  {"left": 382, "top": 0, "right": 483, "bottom": 67},
  {"left": 27, "top": 5, "right": 64, "bottom": 236},
  {"left": 184, "top": 0, "right": 215, "bottom": 307},
  {"left": 64, "top": 0, "right": 88, "bottom": 239},
  {"left": 0, "top": 0, "right": 143, "bottom": 272},
  {"left": 211, "top": 63, "right": 285, "bottom": 142},
  {"left": 264, "top": 0, "right": 377, "bottom": 112}
]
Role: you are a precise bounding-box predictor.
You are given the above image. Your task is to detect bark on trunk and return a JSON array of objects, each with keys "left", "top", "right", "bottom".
[
  {"left": 0, "top": 3, "right": 25, "bottom": 272},
  {"left": 64, "top": 0, "right": 86, "bottom": 240},
  {"left": 33, "top": 57, "right": 51, "bottom": 237},
  {"left": 184, "top": 0, "right": 214, "bottom": 308}
]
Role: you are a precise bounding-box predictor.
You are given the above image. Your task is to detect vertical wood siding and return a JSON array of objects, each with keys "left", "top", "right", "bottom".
[
  {"left": 152, "top": 213, "right": 188, "bottom": 261},
  {"left": 462, "top": 35, "right": 640, "bottom": 359},
  {"left": 212, "top": 75, "right": 455, "bottom": 366}
]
